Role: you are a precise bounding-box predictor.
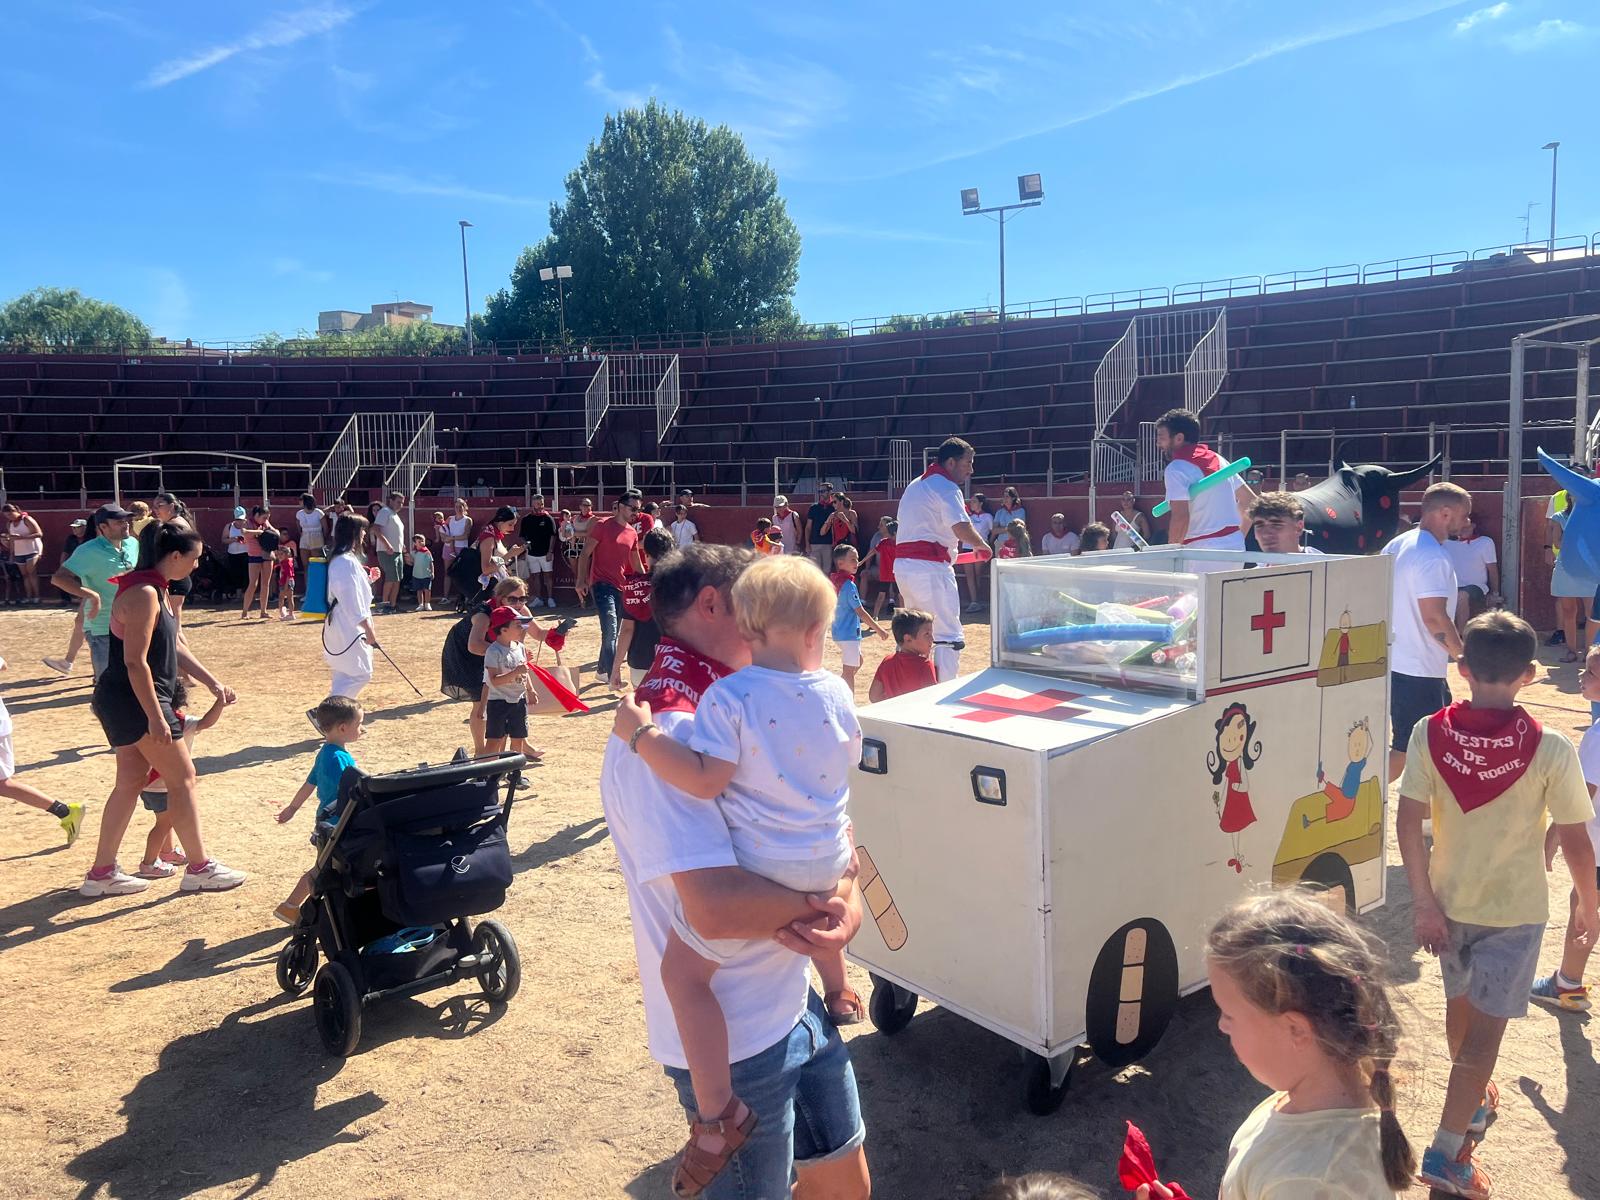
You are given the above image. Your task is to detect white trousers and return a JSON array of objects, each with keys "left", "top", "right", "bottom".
[
  {"left": 329, "top": 667, "right": 372, "bottom": 699},
  {"left": 894, "top": 559, "right": 963, "bottom": 682}
]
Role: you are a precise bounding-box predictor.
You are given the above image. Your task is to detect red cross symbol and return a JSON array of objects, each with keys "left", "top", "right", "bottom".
[
  {"left": 956, "top": 687, "right": 1088, "bottom": 724},
  {"left": 1250, "top": 589, "right": 1287, "bottom": 654}
]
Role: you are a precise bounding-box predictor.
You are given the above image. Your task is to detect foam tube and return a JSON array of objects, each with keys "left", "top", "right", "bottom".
[
  {"left": 1006, "top": 622, "right": 1175, "bottom": 650},
  {"left": 1152, "top": 456, "right": 1252, "bottom": 517}
]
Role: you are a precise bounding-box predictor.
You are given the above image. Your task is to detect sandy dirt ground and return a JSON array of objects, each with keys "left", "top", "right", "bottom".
[{"left": 0, "top": 597, "right": 1594, "bottom": 1200}]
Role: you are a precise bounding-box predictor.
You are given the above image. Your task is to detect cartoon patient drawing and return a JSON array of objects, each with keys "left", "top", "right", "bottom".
[
  {"left": 1335, "top": 610, "right": 1353, "bottom": 672},
  {"left": 1318, "top": 717, "right": 1372, "bottom": 823},
  {"left": 1208, "top": 703, "right": 1262, "bottom": 873}
]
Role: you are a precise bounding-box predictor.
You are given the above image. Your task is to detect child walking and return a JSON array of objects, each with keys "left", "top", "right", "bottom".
[
  {"left": 409, "top": 533, "right": 435, "bottom": 611},
  {"left": 1137, "top": 889, "right": 1416, "bottom": 1200},
  {"left": 1398, "top": 612, "right": 1596, "bottom": 1197},
  {"left": 272, "top": 541, "right": 297, "bottom": 621},
  {"left": 274, "top": 695, "right": 365, "bottom": 924},
  {"left": 482, "top": 606, "right": 540, "bottom": 765},
  {"left": 0, "top": 655, "right": 84, "bottom": 844},
  {"left": 868, "top": 608, "right": 938, "bottom": 703},
  {"left": 613, "top": 554, "right": 864, "bottom": 1197},
  {"left": 1531, "top": 641, "right": 1600, "bottom": 1012},
  {"left": 830, "top": 543, "right": 888, "bottom": 692},
  {"left": 136, "top": 680, "right": 226, "bottom": 878}
]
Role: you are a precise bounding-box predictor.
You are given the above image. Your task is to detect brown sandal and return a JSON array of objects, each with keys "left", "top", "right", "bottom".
[
  {"left": 825, "top": 987, "right": 865, "bottom": 1026},
  {"left": 672, "top": 1098, "right": 758, "bottom": 1197}
]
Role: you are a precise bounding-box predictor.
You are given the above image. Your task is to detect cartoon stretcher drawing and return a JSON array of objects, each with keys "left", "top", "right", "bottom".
[{"left": 849, "top": 547, "right": 1392, "bottom": 1114}]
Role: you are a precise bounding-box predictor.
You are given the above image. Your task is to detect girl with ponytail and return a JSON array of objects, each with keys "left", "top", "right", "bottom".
[{"left": 1137, "top": 889, "right": 1415, "bottom": 1199}]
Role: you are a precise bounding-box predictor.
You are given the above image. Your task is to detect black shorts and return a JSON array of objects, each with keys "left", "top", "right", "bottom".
[
  {"left": 140, "top": 789, "right": 169, "bottom": 814},
  {"left": 1391, "top": 672, "right": 1451, "bottom": 753},
  {"left": 486, "top": 697, "right": 528, "bottom": 740},
  {"left": 627, "top": 617, "right": 661, "bottom": 672},
  {"left": 94, "top": 692, "right": 182, "bottom": 749},
  {"left": 169, "top": 574, "right": 193, "bottom": 597}
]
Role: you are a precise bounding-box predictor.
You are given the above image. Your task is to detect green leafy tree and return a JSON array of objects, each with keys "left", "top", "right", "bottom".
[
  {"left": 479, "top": 100, "right": 802, "bottom": 344},
  {"left": 255, "top": 321, "right": 463, "bottom": 357},
  {"left": 0, "top": 287, "right": 152, "bottom": 350}
]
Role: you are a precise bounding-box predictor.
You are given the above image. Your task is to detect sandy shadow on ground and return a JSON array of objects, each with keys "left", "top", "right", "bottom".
[
  {"left": 515, "top": 816, "right": 608, "bottom": 870},
  {"left": 15, "top": 742, "right": 110, "bottom": 771},
  {"left": 1519, "top": 1011, "right": 1599, "bottom": 1196},
  {"left": 65, "top": 988, "right": 507, "bottom": 1200},
  {"left": 0, "top": 888, "right": 186, "bottom": 951},
  {"left": 109, "top": 926, "right": 289, "bottom": 993}
]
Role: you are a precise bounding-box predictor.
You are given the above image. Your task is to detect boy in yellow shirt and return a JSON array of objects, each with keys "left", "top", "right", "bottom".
[{"left": 1399, "top": 612, "right": 1597, "bottom": 1198}]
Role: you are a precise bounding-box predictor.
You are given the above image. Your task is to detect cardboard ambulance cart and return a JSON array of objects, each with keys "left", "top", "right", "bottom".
[{"left": 848, "top": 547, "right": 1392, "bottom": 1113}]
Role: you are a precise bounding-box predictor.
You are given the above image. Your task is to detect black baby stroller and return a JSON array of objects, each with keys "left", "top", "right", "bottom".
[{"left": 275, "top": 752, "right": 526, "bottom": 1056}]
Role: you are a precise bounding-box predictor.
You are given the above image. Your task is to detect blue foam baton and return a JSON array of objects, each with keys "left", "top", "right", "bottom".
[
  {"left": 1006, "top": 623, "right": 1174, "bottom": 651},
  {"left": 1152, "top": 456, "right": 1252, "bottom": 518}
]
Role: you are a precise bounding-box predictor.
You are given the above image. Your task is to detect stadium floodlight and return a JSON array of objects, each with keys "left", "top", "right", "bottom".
[
  {"left": 1542, "top": 142, "right": 1560, "bottom": 258},
  {"left": 539, "top": 265, "right": 574, "bottom": 347},
  {"left": 459, "top": 220, "right": 475, "bottom": 355},
  {"left": 960, "top": 173, "right": 1044, "bottom": 325}
]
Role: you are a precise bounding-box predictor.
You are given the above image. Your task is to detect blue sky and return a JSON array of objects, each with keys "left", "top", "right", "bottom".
[{"left": 3, "top": 0, "right": 1597, "bottom": 341}]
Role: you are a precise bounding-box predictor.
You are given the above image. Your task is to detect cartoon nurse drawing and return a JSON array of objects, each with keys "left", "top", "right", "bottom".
[{"left": 1208, "top": 702, "right": 1261, "bottom": 873}]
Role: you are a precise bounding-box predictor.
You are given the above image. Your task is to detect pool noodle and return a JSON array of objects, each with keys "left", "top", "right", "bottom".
[
  {"left": 1007, "top": 622, "right": 1175, "bottom": 651},
  {"left": 1151, "top": 456, "right": 1252, "bottom": 518}
]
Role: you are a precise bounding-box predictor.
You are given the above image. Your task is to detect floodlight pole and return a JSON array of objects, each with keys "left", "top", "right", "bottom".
[
  {"left": 1506, "top": 335, "right": 1525, "bottom": 613},
  {"left": 1543, "top": 141, "right": 1560, "bottom": 258},
  {"left": 459, "top": 220, "right": 475, "bottom": 354},
  {"left": 965, "top": 200, "right": 1041, "bottom": 324}
]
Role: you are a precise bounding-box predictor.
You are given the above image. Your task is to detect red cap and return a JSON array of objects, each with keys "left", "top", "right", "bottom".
[{"left": 487, "top": 606, "right": 528, "bottom": 637}]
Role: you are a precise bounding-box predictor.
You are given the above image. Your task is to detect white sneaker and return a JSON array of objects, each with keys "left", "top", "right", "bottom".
[
  {"left": 547, "top": 598, "right": 558, "bottom": 609},
  {"left": 134, "top": 859, "right": 178, "bottom": 880},
  {"left": 43, "top": 656, "right": 73, "bottom": 676},
  {"left": 179, "top": 860, "right": 247, "bottom": 892},
  {"left": 80, "top": 866, "right": 151, "bottom": 897}
]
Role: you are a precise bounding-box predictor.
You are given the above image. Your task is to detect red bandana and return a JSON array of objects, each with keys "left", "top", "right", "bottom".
[
  {"left": 919, "top": 460, "right": 956, "bottom": 483},
  {"left": 1118, "top": 1122, "right": 1191, "bottom": 1199},
  {"left": 1168, "top": 442, "right": 1225, "bottom": 477},
  {"left": 634, "top": 636, "right": 733, "bottom": 716},
  {"left": 1425, "top": 701, "right": 1542, "bottom": 813},
  {"left": 828, "top": 570, "right": 852, "bottom": 593},
  {"left": 110, "top": 569, "right": 170, "bottom": 595}
]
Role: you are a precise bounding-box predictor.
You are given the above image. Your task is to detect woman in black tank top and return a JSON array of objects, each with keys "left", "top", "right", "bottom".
[{"left": 81, "top": 522, "right": 245, "bottom": 898}]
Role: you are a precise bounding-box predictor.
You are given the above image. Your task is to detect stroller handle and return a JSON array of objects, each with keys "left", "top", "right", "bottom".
[{"left": 362, "top": 752, "right": 528, "bottom": 797}]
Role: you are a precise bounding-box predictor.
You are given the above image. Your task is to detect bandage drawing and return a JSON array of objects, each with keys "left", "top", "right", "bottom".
[
  {"left": 1115, "top": 925, "right": 1147, "bottom": 1044},
  {"left": 855, "top": 846, "right": 907, "bottom": 950}
]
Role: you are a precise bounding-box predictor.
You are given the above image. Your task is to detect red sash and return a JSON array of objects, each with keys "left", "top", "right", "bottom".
[
  {"left": 634, "top": 637, "right": 733, "bottom": 716},
  {"left": 895, "top": 540, "right": 955, "bottom": 563},
  {"left": 1183, "top": 525, "right": 1241, "bottom": 545},
  {"left": 1425, "top": 701, "right": 1541, "bottom": 813}
]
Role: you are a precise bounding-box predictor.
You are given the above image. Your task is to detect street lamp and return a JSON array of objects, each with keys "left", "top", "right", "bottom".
[
  {"left": 539, "top": 264, "right": 573, "bottom": 347},
  {"left": 458, "top": 220, "right": 475, "bottom": 354},
  {"left": 960, "top": 174, "right": 1044, "bottom": 325},
  {"left": 1542, "top": 141, "right": 1559, "bottom": 259}
]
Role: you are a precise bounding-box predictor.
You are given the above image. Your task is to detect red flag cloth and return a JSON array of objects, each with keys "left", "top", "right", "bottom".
[
  {"left": 528, "top": 662, "right": 588, "bottom": 714},
  {"left": 1118, "top": 1122, "right": 1190, "bottom": 1199},
  {"left": 110, "top": 569, "right": 170, "bottom": 595},
  {"left": 1425, "top": 701, "right": 1541, "bottom": 813}
]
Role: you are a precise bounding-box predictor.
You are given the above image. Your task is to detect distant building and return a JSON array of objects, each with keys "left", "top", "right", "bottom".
[{"left": 317, "top": 301, "right": 461, "bottom": 335}]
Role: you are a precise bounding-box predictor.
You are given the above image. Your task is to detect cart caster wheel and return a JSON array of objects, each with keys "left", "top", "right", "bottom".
[
  {"left": 275, "top": 932, "right": 317, "bottom": 997},
  {"left": 472, "top": 919, "right": 521, "bottom": 1004},
  {"left": 867, "top": 973, "right": 917, "bottom": 1036},
  {"left": 1024, "top": 1054, "right": 1073, "bottom": 1116},
  {"left": 313, "top": 962, "right": 362, "bottom": 1057}
]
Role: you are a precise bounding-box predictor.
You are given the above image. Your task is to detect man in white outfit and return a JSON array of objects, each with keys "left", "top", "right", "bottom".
[
  {"left": 1156, "top": 408, "right": 1253, "bottom": 551},
  {"left": 893, "top": 437, "right": 992, "bottom": 681}
]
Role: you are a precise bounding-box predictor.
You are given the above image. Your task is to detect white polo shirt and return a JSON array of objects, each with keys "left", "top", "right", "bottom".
[
  {"left": 1444, "top": 536, "right": 1496, "bottom": 591},
  {"left": 896, "top": 472, "right": 968, "bottom": 559},
  {"left": 599, "top": 713, "right": 810, "bottom": 1070},
  {"left": 1165, "top": 457, "right": 1246, "bottom": 548},
  {"left": 1387, "top": 527, "right": 1457, "bottom": 678}
]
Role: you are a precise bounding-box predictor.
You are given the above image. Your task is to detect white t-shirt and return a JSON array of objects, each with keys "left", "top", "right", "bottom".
[
  {"left": 1388, "top": 526, "right": 1457, "bottom": 678},
  {"left": 1164, "top": 457, "right": 1246, "bottom": 548},
  {"left": 687, "top": 666, "right": 859, "bottom": 865},
  {"left": 669, "top": 519, "right": 698, "bottom": 549},
  {"left": 295, "top": 509, "right": 325, "bottom": 541},
  {"left": 896, "top": 472, "right": 968, "bottom": 558},
  {"left": 373, "top": 506, "right": 405, "bottom": 554},
  {"left": 599, "top": 711, "right": 810, "bottom": 1070},
  {"left": 1221, "top": 1093, "right": 1393, "bottom": 1200},
  {"left": 1040, "top": 531, "right": 1079, "bottom": 555},
  {"left": 224, "top": 521, "right": 248, "bottom": 555},
  {"left": 967, "top": 510, "right": 995, "bottom": 545},
  {"left": 1573, "top": 725, "right": 1600, "bottom": 857},
  {"left": 1444, "top": 535, "right": 1497, "bottom": 591},
  {"left": 773, "top": 510, "right": 802, "bottom": 549}
]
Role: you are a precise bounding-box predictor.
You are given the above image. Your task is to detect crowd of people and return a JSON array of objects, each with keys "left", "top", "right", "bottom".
[{"left": 5, "top": 424, "right": 1597, "bottom": 1199}]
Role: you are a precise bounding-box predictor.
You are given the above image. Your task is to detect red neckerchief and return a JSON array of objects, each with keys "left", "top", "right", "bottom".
[
  {"left": 828, "top": 570, "right": 852, "bottom": 593},
  {"left": 919, "top": 461, "right": 956, "bottom": 482},
  {"left": 1168, "top": 442, "right": 1224, "bottom": 477},
  {"left": 110, "top": 569, "right": 169, "bottom": 595},
  {"left": 1426, "top": 701, "right": 1542, "bottom": 813},
  {"left": 1119, "top": 1122, "right": 1191, "bottom": 1199},
  {"left": 634, "top": 636, "right": 733, "bottom": 716}
]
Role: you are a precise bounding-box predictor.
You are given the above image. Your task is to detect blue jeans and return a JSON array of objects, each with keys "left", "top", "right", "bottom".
[
  {"left": 593, "top": 582, "right": 623, "bottom": 675},
  {"left": 664, "top": 990, "right": 865, "bottom": 1199},
  {"left": 87, "top": 632, "right": 112, "bottom": 680}
]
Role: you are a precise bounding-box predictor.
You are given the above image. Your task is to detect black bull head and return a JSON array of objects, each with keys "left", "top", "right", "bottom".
[{"left": 1286, "top": 457, "right": 1442, "bottom": 555}]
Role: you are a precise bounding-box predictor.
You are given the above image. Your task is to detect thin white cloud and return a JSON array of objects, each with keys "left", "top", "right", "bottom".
[
  {"left": 841, "top": 0, "right": 1470, "bottom": 182},
  {"left": 1454, "top": 3, "right": 1510, "bottom": 34},
  {"left": 272, "top": 256, "right": 334, "bottom": 284},
  {"left": 586, "top": 70, "right": 650, "bottom": 110},
  {"left": 307, "top": 168, "right": 540, "bottom": 206},
  {"left": 1502, "top": 18, "right": 1591, "bottom": 50},
  {"left": 143, "top": 5, "right": 358, "bottom": 89}
]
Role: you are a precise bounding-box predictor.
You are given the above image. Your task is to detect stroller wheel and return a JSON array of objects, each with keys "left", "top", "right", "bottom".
[
  {"left": 472, "top": 919, "right": 521, "bottom": 1004},
  {"left": 276, "top": 932, "right": 318, "bottom": 997},
  {"left": 313, "top": 962, "right": 363, "bottom": 1056}
]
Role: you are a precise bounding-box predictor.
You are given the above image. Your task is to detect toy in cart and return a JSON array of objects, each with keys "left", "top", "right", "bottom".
[{"left": 847, "top": 546, "right": 1393, "bottom": 1112}]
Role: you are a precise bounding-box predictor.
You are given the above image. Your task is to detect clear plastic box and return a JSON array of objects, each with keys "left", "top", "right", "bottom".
[{"left": 991, "top": 552, "right": 1202, "bottom": 696}]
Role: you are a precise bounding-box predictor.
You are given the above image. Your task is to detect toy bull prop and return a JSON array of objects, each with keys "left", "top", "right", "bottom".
[
  {"left": 1540, "top": 449, "right": 1600, "bottom": 590},
  {"left": 1287, "top": 457, "right": 1442, "bottom": 555}
]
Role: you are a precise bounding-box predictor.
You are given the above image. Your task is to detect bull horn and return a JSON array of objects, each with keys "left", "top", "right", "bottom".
[{"left": 1387, "top": 455, "right": 1443, "bottom": 488}]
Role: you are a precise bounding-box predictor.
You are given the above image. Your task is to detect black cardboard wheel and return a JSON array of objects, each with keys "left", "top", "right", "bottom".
[
  {"left": 1024, "top": 1054, "right": 1072, "bottom": 1116},
  {"left": 1084, "top": 918, "right": 1179, "bottom": 1069}
]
